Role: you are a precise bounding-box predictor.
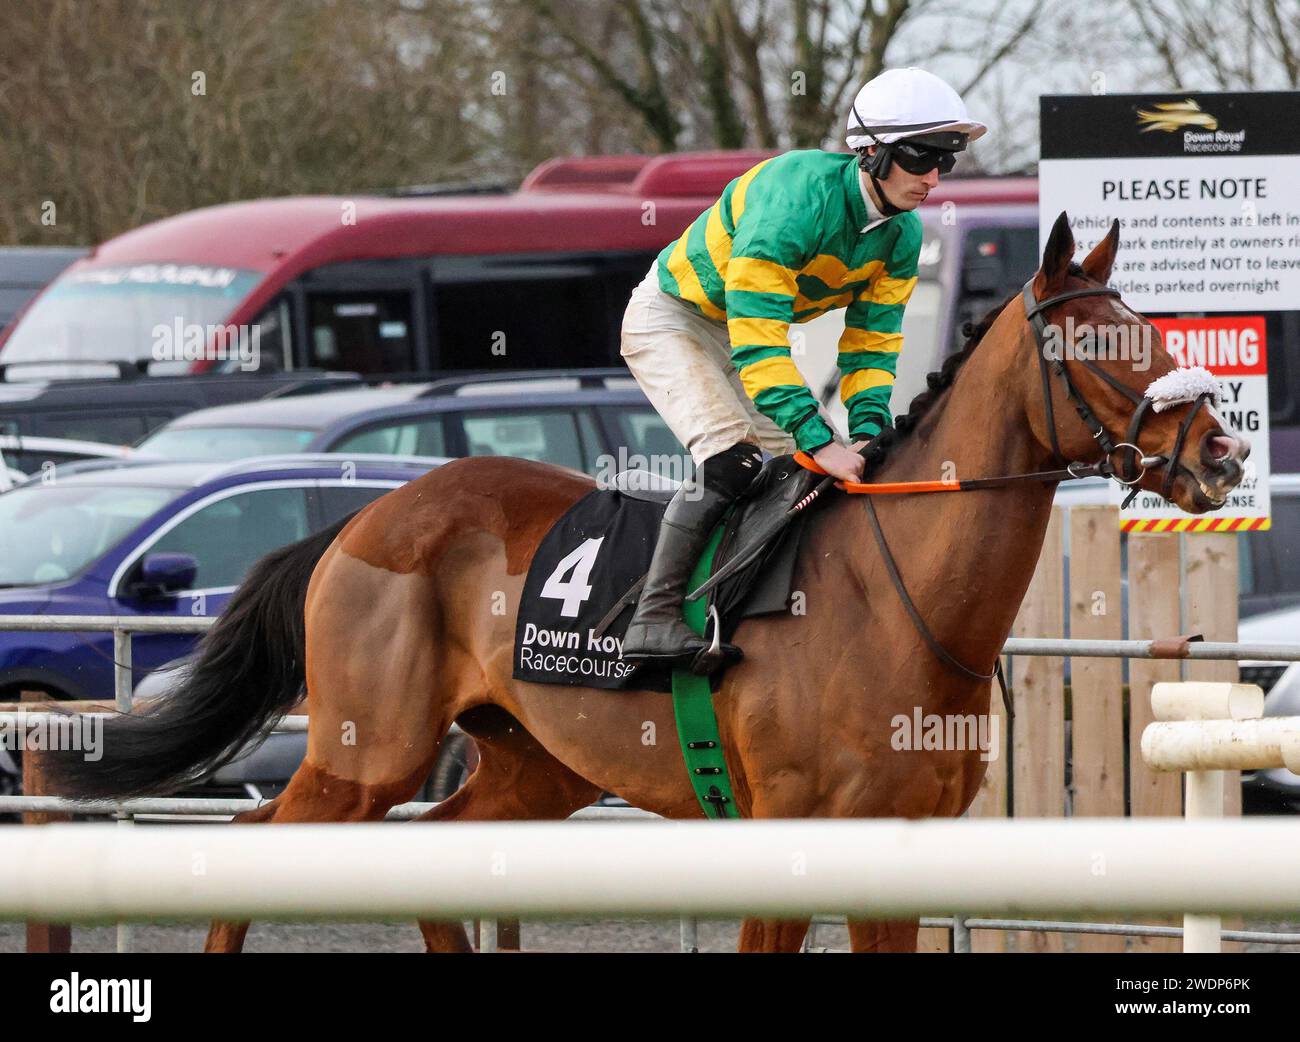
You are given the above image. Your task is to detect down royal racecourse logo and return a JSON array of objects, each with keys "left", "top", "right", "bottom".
[{"left": 1136, "top": 99, "right": 1245, "bottom": 154}]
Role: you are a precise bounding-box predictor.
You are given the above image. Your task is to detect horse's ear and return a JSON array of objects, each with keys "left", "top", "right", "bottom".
[
  {"left": 1081, "top": 218, "right": 1121, "bottom": 284},
  {"left": 1034, "top": 210, "right": 1075, "bottom": 295}
]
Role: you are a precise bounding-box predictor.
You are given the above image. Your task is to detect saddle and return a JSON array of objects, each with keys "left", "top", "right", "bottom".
[{"left": 511, "top": 454, "right": 820, "bottom": 693}]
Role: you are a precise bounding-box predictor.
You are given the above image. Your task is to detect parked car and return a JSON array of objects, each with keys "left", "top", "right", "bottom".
[
  {"left": 0, "top": 367, "right": 365, "bottom": 445},
  {"left": 0, "top": 453, "right": 444, "bottom": 702},
  {"left": 1238, "top": 606, "right": 1300, "bottom": 812},
  {"left": 0, "top": 452, "right": 459, "bottom": 803},
  {"left": 0, "top": 246, "right": 88, "bottom": 331},
  {"left": 0, "top": 434, "right": 134, "bottom": 475},
  {"left": 133, "top": 368, "right": 686, "bottom": 477}
]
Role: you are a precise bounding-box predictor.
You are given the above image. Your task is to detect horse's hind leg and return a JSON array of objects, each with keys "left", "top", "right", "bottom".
[
  {"left": 203, "top": 798, "right": 281, "bottom": 953},
  {"left": 203, "top": 753, "right": 439, "bottom": 952},
  {"left": 848, "top": 917, "right": 920, "bottom": 952},
  {"left": 205, "top": 552, "right": 462, "bottom": 952},
  {"left": 412, "top": 709, "right": 602, "bottom": 953}
]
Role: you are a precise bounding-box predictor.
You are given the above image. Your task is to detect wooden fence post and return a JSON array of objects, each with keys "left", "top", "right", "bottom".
[
  {"left": 20, "top": 690, "right": 72, "bottom": 954},
  {"left": 1127, "top": 532, "right": 1183, "bottom": 952},
  {"left": 966, "top": 653, "right": 1009, "bottom": 953},
  {"left": 1010, "top": 507, "right": 1065, "bottom": 952},
  {"left": 1183, "top": 531, "right": 1243, "bottom": 951},
  {"left": 1068, "top": 506, "right": 1126, "bottom": 952}
]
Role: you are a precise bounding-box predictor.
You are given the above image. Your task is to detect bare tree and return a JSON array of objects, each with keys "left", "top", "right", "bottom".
[
  {"left": 1124, "top": 0, "right": 1300, "bottom": 90},
  {"left": 0, "top": 0, "right": 491, "bottom": 245},
  {"left": 0, "top": 0, "right": 1080, "bottom": 248}
]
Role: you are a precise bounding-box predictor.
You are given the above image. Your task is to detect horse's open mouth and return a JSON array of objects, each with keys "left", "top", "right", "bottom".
[
  {"left": 1192, "top": 479, "right": 1227, "bottom": 510},
  {"left": 1174, "top": 464, "right": 1230, "bottom": 511}
]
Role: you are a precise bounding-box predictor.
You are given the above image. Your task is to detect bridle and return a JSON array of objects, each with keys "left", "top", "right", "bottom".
[{"left": 1021, "top": 277, "right": 1212, "bottom": 507}]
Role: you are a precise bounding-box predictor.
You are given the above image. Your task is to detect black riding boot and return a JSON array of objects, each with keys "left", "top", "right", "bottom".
[{"left": 622, "top": 443, "right": 763, "bottom": 673}]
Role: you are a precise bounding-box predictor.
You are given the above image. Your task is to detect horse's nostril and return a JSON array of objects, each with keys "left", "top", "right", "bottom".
[{"left": 1206, "top": 434, "right": 1236, "bottom": 461}]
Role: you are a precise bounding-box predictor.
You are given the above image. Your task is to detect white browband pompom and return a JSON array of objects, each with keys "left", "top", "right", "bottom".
[{"left": 1144, "top": 366, "right": 1221, "bottom": 413}]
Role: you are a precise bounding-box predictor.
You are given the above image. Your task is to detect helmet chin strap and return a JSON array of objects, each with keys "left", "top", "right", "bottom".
[
  {"left": 852, "top": 117, "right": 905, "bottom": 218},
  {"left": 867, "top": 171, "right": 904, "bottom": 216}
]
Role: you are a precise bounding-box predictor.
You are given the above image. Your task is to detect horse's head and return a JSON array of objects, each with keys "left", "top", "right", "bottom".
[{"left": 1023, "top": 211, "right": 1249, "bottom": 514}]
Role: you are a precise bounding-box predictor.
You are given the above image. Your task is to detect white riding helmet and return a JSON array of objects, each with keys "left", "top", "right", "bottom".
[{"left": 845, "top": 67, "right": 987, "bottom": 150}]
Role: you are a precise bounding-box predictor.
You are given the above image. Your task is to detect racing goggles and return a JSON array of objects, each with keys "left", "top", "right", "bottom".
[{"left": 888, "top": 140, "right": 960, "bottom": 175}]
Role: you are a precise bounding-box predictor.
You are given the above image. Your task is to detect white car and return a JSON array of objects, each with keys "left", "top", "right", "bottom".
[
  {"left": 0, "top": 434, "right": 134, "bottom": 476},
  {"left": 1239, "top": 606, "right": 1300, "bottom": 810}
]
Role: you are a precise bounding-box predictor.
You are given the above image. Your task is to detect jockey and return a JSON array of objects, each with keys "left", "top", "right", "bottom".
[{"left": 619, "top": 67, "right": 986, "bottom": 671}]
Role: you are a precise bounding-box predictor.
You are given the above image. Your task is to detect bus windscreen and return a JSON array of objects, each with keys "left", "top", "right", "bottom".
[{"left": 0, "top": 263, "right": 263, "bottom": 371}]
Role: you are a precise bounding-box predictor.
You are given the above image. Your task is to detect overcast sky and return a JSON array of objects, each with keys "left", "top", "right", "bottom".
[{"left": 879, "top": 0, "right": 1298, "bottom": 173}]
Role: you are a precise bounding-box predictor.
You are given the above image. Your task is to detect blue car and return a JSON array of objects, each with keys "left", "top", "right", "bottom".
[{"left": 0, "top": 454, "right": 442, "bottom": 702}]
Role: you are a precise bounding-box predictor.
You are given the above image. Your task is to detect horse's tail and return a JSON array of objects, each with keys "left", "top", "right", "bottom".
[{"left": 47, "top": 513, "right": 354, "bottom": 800}]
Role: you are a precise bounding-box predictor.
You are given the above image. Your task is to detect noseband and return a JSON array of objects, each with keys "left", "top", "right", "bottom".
[{"left": 1021, "top": 279, "right": 1211, "bottom": 506}]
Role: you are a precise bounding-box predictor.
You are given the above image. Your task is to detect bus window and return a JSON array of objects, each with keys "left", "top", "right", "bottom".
[
  {"left": 307, "top": 291, "right": 414, "bottom": 373},
  {"left": 430, "top": 253, "right": 654, "bottom": 371},
  {"left": 1266, "top": 312, "right": 1298, "bottom": 426},
  {"left": 954, "top": 224, "right": 1040, "bottom": 352},
  {"left": 252, "top": 296, "right": 292, "bottom": 371}
]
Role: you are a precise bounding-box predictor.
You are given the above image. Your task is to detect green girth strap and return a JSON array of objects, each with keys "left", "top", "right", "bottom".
[{"left": 671, "top": 524, "right": 741, "bottom": 820}]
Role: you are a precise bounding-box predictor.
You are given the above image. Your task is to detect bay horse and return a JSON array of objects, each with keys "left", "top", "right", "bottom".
[{"left": 53, "top": 214, "right": 1249, "bottom": 952}]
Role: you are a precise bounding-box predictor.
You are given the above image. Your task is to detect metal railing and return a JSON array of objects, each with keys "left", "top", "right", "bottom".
[{"left": 3, "top": 613, "right": 1299, "bottom": 953}]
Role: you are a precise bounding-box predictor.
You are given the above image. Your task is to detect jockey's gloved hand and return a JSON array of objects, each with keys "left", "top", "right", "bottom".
[{"left": 812, "top": 440, "right": 866, "bottom": 483}]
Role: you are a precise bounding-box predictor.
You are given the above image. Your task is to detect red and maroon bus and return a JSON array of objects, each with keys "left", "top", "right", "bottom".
[
  {"left": 0, "top": 152, "right": 1038, "bottom": 387},
  {"left": 0, "top": 152, "right": 778, "bottom": 377}
]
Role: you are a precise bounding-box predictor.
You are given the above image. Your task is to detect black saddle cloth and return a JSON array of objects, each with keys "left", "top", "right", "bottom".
[{"left": 512, "top": 454, "right": 816, "bottom": 692}]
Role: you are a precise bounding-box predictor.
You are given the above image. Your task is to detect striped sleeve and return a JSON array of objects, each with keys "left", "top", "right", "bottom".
[
  {"left": 838, "top": 211, "right": 922, "bottom": 440},
  {"left": 723, "top": 169, "right": 835, "bottom": 453}
]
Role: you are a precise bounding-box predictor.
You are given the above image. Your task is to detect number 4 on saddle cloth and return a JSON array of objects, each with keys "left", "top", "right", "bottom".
[
  {"left": 512, "top": 454, "right": 819, "bottom": 695},
  {"left": 513, "top": 454, "right": 820, "bottom": 818}
]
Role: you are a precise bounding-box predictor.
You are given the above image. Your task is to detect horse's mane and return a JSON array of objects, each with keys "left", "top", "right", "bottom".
[{"left": 859, "top": 263, "right": 1084, "bottom": 480}]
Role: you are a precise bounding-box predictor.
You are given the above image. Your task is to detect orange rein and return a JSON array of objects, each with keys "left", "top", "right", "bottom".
[{"left": 793, "top": 451, "right": 966, "bottom": 495}]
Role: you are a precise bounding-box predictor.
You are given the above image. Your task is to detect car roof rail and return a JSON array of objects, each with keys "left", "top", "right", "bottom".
[
  {"left": 205, "top": 452, "right": 449, "bottom": 480},
  {"left": 0, "top": 358, "right": 150, "bottom": 382},
  {"left": 258, "top": 372, "right": 368, "bottom": 398},
  {"left": 0, "top": 433, "right": 134, "bottom": 456},
  {"left": 416, "top": 367, "right": 633, "bottom": 397}
]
